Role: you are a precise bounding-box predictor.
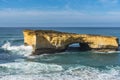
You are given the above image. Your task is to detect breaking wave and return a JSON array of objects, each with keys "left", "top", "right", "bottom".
[
  {"left": 0, "top": 62, "right": 63, "bottom": 75},
  {"left": 1, "top": 41, "right": 33, "bottom": 56},
  {"left": 0, "top": 42, "right": 120, "bottom": 80},
  {"left": 0, "top": 65, "right": 120, "bottom": 80}
]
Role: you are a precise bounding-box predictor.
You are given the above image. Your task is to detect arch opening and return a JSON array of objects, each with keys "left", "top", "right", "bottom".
[
  {"left": 66, "top": 43, "right": 80, "bottom": 51},
  {"left": 66, "top": 42, "right": 91, "bottom": 51}
]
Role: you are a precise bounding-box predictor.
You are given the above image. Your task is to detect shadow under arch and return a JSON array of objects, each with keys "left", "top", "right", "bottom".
[{"left": 79, "top": 42, "right": 91, "bottom": 51}]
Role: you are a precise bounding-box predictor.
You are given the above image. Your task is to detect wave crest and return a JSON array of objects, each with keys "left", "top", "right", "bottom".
[{"left": 1, "top": 41, "right": 33, "bottom": 56}]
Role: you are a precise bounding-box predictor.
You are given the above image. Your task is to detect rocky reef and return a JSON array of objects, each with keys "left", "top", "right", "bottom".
[{"left": 23, "top": 30, "right": 119, "bottom": 55}]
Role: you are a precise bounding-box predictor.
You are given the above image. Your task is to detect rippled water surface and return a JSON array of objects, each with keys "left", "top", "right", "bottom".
[{"left": 0, "top": 27, "right": 120, "bottom": 80}]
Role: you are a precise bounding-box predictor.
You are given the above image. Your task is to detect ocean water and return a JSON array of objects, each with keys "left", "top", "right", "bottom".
[{"left": 0, "top": 27, "right": 120, "bottom": 80}]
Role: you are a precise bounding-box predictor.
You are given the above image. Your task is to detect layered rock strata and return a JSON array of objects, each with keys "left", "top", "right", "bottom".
[{"left": 23, "top": 30, "right": 119, "bottom": 55}]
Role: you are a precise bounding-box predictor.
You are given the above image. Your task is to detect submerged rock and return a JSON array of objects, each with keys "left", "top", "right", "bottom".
[{"left": 23, "top": 30, "right": 119, "bottom": 55}]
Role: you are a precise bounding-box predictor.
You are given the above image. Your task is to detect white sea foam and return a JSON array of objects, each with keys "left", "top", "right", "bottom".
[
  {"left": 0, "top": 75, "right": 81, "bottom": 80},
  {"left": 0, "top": 62, "right": 63, "bottom": 74},
  {"left": 0, "top": 61, "right": 120, "bottom": 80},
  {"left": 64, "top": 66, "right": 120, "bottom": 80},
  {"left": 0, "top": 66, "right": 120, "bottom": 80},
  {"left": 1, "top": 42, "right": 120, "bottom": 80},
  {"left": 0, "top": 42, "right": 58, "bottom": 59},
  {"left": 93, "top": 50, "right": 120, "bottom": 54},
  {"left": 1, "top": 41, "right": 33, "bottom": 56}
]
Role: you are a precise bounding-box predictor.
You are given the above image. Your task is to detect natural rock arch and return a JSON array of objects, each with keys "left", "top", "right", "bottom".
[{"left": 23, "top": 30, "right": 119, "bottom": 55}]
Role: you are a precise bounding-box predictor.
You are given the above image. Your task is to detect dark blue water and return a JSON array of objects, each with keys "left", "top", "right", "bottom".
[{"left": 0, "top": 27, "right": 120, "bottom": 80}]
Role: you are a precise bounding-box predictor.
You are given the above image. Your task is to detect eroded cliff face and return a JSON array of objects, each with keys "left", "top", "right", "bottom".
[{"left": 23, "top": 30, "right": 119, "bottom": 55}]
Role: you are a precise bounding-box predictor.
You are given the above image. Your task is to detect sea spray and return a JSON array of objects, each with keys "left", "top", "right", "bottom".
[
  {"left": 1, "top": 41, "right": 33, "bottom": 56},
  {"left": 0, "top": 27, "right": 120, "bottom": 80}
]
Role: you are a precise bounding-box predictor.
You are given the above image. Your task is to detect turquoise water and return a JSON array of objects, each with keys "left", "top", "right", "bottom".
[{"left": 0, "top": 27, "right": 120, "bottom": 80}]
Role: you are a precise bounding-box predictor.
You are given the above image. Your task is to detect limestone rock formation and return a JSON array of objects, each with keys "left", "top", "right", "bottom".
[{"left": 23, "top": 30, "right": 119, "bottom": 55}]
